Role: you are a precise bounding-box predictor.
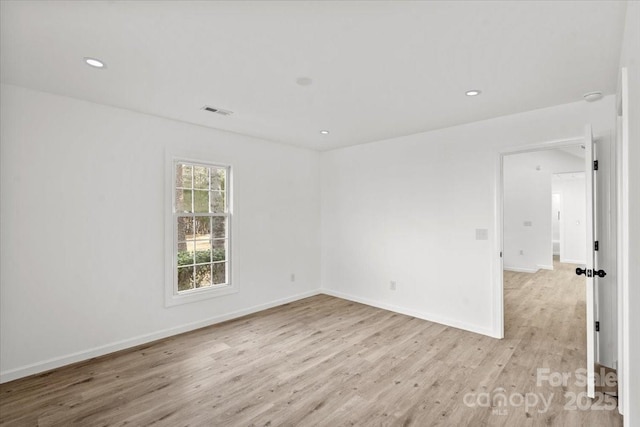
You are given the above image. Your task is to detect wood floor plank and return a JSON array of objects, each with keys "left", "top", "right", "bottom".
[{"left": 0, "top": 259, "right": 623, "bottom": 426}]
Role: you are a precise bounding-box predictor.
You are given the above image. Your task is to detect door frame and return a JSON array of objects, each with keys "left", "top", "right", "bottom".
[
  {"left": 493, "top": 136, "right": 585, "bottom": 339},
  {"left": 615, "top": 66, "right": 629, "bottom": 416}
]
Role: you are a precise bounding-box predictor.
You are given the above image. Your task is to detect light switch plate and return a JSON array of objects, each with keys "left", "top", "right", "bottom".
[{"left": 475, "top": 229, "right": 488, "bottom": 240}]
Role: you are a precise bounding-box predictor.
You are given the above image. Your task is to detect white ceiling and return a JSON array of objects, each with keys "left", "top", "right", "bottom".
[{"left": 0, "top": 1, "right": 627, "bottom": 151}]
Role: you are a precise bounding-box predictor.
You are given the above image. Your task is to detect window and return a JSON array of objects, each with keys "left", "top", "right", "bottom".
[{"left": 168, "top": 160, "right": 233, "bottom": 303}]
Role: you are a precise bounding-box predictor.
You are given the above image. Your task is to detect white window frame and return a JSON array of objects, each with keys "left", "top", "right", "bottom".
[{"left": 165, "top": 156, "right": 237, "bottom": 307}]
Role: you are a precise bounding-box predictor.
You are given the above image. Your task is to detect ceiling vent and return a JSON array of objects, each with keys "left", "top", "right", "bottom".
[{"left": 202, "top": 105, "right": 233, "bottom": 116}]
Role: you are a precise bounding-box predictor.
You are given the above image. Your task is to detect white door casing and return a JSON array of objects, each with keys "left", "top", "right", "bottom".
[{"left": 583, "top": 125, "right": 596, "bottom": 399}]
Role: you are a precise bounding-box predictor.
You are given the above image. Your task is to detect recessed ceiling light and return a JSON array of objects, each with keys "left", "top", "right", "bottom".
[
  {"left": 465, "top": 90, "right": 481, "bottom": 96},
  {"left": 319, "top": 130, "right": 330, "bottom": 135},
  {"left": 583, "top": 91, "right": 603, "bottom": 102},
  {"left": 84, "top": 57, "right": 106, "bottom": 68}
]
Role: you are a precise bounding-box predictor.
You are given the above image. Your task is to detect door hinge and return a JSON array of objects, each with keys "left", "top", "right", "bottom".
[
  {"left": 595, "top": 321, "right": 600, "bottom": 332},
  {"left": 594, "top": 241, "right": 599, "bottom": 251},
  {"left": 594, "top": 160, "right": 599, "bottom": 170},
  {"left": 500, "top": 251, "right": 502, "bottom": 258}
]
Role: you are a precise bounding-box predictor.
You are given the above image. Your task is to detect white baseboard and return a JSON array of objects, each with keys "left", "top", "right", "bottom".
[
  {"left": 503, "top": 266, "right": 539, "bottom": 273},
  {"left": 320, "top": 288, "right": 498, "bottom": 338},
  {"left": 0, "top": 289, "right": 321, "bottom": 384},
  {"left": 1, "top": 288, "right": 504, "bottom": 383},
  {"left": 560, "top": 258, "right": 585, "bottom": 265},
  {"left": 537, "top": 264, "right": 554, "bottom": 270}
]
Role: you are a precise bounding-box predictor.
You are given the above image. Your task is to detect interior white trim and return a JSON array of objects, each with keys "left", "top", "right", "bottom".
[
  {"left": 0, "top": 289, "right": 321, "bottom": 384},
  {"left": 1, "top": 285, "right": 507, "bottom": 384},
  {"left": 321, "top": 289, "right": 498, "bottom": 339},
  {"left": 615, "top": 66, "right": 629, "bottom": 417},
  {"left": 503, "top": 267, "right": 539, "bottom": 274},
  {"left": 559, "top": 258, "right": 586, "bottom": 265}
]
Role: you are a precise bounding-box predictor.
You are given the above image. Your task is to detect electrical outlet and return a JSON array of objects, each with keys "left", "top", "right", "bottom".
[
  {"left": 290, "top": 273, "right": 295, "bottom": 282},
  {"left": 390, "top": 281, "right": 396, "bottom": 291}
]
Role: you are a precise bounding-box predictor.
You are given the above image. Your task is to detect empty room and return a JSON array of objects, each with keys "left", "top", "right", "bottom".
[{"left": 0, "top": 1, "right": 638, "bottom": 426}]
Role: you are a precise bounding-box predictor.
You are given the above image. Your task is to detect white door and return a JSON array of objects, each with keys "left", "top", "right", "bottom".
[
  {"left": 582, "top": 124, "right": 597, "bottom": 398},
  {"left": 582, "top": 126, "right": 618, "bottom": 398},
  {"left": 595, "top": 133, "right": 617, "bottom": 370}
]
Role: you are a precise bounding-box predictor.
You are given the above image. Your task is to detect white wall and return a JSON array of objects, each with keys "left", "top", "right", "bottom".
[
  {"left": 0, "top": 84, "right": 321, "bottom": 382},
  {"left": 554, "top": 174, "right": 586, "bottom": 264},
  {"left": 617, "top": 1, "right": 640, "bottom": 422},
  {"left": 552, "top": 193, "right": 561, "bottom": 255},
  {"left": 503, "top": 150, "right": 583, "bottom": 272},
  {"left": 321, "top": 96, "right": 614, "bottom": 337},
  {"left": 503, "top": 154, "right": 552, "bottom": 272}
]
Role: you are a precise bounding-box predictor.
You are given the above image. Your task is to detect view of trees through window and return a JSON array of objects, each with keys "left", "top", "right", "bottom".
[{"left": 174, "top": 162, "right": 229, "bottom": 292}]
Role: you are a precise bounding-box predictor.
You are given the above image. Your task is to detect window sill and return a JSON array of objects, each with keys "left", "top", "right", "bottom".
[{"left": 165, "top": 284, "right": 238, "bottom": 307}]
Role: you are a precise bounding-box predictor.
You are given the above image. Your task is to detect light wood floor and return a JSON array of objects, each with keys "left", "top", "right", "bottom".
[{"left": 0, "top": 260, "right": 623, "bottom": 426}]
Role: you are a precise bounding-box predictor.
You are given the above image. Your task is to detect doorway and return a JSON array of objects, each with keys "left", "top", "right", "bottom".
[
  {"left": 502, "top": 146, "right": 585, "bottom": 274},
  {"left": 496, "top": 133, "right": 618, "bottom": 399},
  {"left": 501, "top": 145, "right": 589, "bottom": 364}
]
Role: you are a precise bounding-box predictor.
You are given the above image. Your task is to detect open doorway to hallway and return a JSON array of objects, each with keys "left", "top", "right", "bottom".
[
  {"left": 501, "top": 140, "right": 619, "bottom": 406},
  {"left": 503, "top": 146, "right": 585, "bottom": 275}
]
